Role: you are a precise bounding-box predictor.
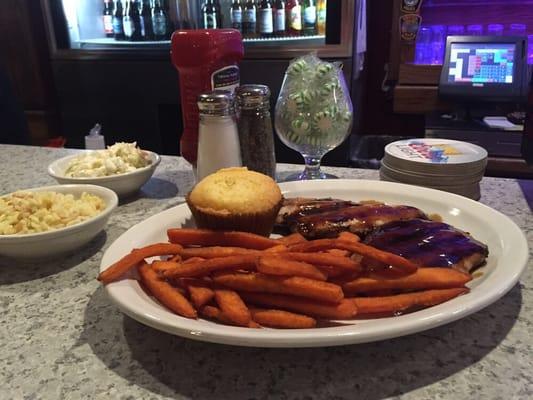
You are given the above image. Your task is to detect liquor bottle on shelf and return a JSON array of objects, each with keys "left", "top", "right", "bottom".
[
  {"left": 286, "top": 0, "right": 302, "bottom": 36},
  {"left": 163, "top": 0, "right": 176, "bottom": 38},
  {"left": 258, "top": 0, "right": 274, "bottom": 37},
  {"left": 316, "top": 0, "right": 326, "bottom": 35},
  {"left": 202, "top": 0, "right": 219, "bottom": 29},
  {"left": 302, "top": 0, "right": 316, "bottom": 35},
  {"left": 273, "top": 0, "right": 286, "bottom": 36},
  {"left": 123, "top": 0, "right": 142, "bottom": 41},
  {"left": 214, "top": 0, "right": 222, "bottom": 28},
  {"left": 103, "top": 0, "right": 114, "bottom": 38},
  {"left": 112, "top": 0, "right": 125, "bottom": 40},
  {"left": 140, "top": 0, "right": 153, "bottom": 40},
  {"left": 231, "top": 0, "right": 243, "bottom": 32},
  {"left": 152, "top": 0, "right": 168, "bottom": 40},
  {"left": 243, "top": 0, "right": 257, "bottom": 37},
  {"left": 123, "top": 1, "right": 132, "bottom": 39}
]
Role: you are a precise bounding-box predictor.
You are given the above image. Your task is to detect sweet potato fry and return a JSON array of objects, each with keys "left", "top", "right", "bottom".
[
  {"left": 183, "top": 257, "right": 205, "bottom": 264},
  {"left": 201, "top": 305, "right": 259, "bottom": 328},
  {"left": 263, "top": 244, "right": 289, "bottom": 253},
  {"left": 277, "top": 232, "right": 307, "bottom": 246},
  {"left": 249, "top": 307, "right": 316, "bottom": 329},
  {"left": 288, "top": 238, "right": 339, "bottom": 253},
  {"left": 351, "top": 288, "right": 469, "bottom": 315},
  {"left": 343, "top": 268, "right": 472, "bottom": 295},
  {"left": 151, "top": 260, "right": 180, "bottom": 274},
  {"left": 214, "top": 289, "right": 251, "bottom": 327},
  {"left": 179, "top": 246, "right": 260, "bottom": 259},
  {"left": 167, "top": 228, "right": 279, "bottom": 249},
  {"left": 163, "top": 255, "right": 258, "bottom": 279},
  {"left": 98, "top": 243, "right": 183, "bottom": 284},
  {"left": 242, "top": 292, "right": 358, "bottom": 319},
  {"left": 168, "top": 254, "right": 182, "bottom": 263},
  {"left": 257, "top": 256, "right": 327, "bottom": 281},
  {"left": 137, "top": 263, "right": 197, "bottom": 318},
  {"left": 183, "top": 279, "right": 215, "bottom": 309},
  {"left": 337, "top": 231, "right": 360, "bottom": 242},
  {"left": 281, "top": 252, "right": 361, "bottom": 273},
  {"left": 327, "top": 249, "right": 351, "bottom": 257},
  {"left": 290, "top": 239, "right": 419, "bottom": 275},
  {"left": 213, "top": 272, "right": 343, "bottom": 303},
  {"left": 315, "top": 265, "right": 349, "bottom": 278},
  {"left": 200, "top": 305, "right": 221, "bottom": 319}
]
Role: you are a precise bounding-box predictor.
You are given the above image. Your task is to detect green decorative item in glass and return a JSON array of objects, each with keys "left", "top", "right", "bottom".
[{"left": 275, "top": 53, "right": 353, "bottom": 181}]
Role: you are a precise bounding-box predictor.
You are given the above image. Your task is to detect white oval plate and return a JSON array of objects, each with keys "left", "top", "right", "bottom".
[{"left": 100, "top": 180, "right": 528, "bottom": 347}]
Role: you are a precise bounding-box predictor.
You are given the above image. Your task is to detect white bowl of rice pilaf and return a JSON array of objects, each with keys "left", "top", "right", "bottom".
[{"left": 0, "top": 184, "right": 118, "bottom": 260}]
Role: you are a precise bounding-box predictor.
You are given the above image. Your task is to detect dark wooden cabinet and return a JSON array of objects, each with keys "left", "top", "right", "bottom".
[{"left": 0, "top": 0, "right": 59, "bottom": 144}]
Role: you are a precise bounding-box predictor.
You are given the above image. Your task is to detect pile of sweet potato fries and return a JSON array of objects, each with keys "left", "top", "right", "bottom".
[{"left": 98, "top": 228, "right": 471, "bottom": 329}]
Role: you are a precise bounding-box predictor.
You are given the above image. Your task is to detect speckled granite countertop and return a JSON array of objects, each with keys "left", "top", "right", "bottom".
[{"left": 1, "top": 144, "right": 531, "bottom": 400}]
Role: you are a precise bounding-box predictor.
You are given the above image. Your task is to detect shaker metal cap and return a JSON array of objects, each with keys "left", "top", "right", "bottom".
[
  {"left": 197, "top": 90, "right": 235, "bottom": 115},
  {"left": 235, "top": 84, "right": 271, "bottom": 107}
]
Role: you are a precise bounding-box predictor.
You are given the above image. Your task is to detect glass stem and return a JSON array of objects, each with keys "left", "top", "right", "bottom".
[{"left": 303, "top": 155, "right": 323, "bottom": 179}]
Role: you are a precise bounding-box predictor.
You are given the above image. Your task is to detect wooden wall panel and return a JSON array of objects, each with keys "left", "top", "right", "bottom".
[{"left": 393, "top": 85, "right": 450, "bottom": 114}]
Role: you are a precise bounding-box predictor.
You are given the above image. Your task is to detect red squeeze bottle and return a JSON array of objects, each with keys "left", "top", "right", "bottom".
[{"left": 171, "top": 29, "right": 244, "bottom": 165}]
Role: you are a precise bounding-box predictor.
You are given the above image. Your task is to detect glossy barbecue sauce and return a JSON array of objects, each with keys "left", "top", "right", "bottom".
[
  {"left": 295, "top": 204, "right": 426, "bottom": 238},
  {"left": 364, "top": 219, "right": 488, "bottom": 269}
]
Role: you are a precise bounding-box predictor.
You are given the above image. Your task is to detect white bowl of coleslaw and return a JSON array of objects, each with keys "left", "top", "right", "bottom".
[
  {"left": 48, "top": 143, "right": 161, "bottom": 197},
  {"left": 0, "top": 184, "right": 118, "bottom": 260}
]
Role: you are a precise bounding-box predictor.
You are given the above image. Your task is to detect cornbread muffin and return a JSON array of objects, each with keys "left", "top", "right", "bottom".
[{"left": 187, "top": 167, "right": 283, "bottom": 236}]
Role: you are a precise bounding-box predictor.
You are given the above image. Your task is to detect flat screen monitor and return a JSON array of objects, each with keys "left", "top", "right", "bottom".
[{"left": 439, "top": 36, "right": 528, "bottom": 103}]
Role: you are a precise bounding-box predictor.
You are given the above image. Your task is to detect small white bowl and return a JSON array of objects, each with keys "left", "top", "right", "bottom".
[
  {"left": 48, "top": 151, "right": 161, "bottom": 197},
  {"left": 0, "top": 184, "right": 118, "bottom": 260}
]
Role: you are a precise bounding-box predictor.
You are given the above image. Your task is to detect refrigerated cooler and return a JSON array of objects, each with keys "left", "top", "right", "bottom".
[{"left": 42, "top": 0, "right": 365, "bottom": 165}]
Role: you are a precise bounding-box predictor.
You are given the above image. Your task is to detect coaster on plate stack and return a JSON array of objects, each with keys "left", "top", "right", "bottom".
[{"left": 379, "top": 139, "right": 488, "bottom": 200}]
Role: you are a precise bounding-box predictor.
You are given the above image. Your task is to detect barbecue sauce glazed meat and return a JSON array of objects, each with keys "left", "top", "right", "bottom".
[
  {"left": 364, "top": 219, "right": 488, "bottom": 272},
  {"left": 293, "top": 204, "right": 427, "bottom": 238}
]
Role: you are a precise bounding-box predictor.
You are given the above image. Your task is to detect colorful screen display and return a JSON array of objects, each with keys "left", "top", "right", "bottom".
[{"left": 447, "top": 43, "right": 515, "bottom": 85}]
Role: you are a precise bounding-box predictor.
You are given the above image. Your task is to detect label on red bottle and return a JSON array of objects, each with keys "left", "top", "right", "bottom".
[
  {"left": 211, "top": 65, "right": 240, "bottom": 92},
  {"left": 103, "top": 15, "right": 113, "bottom": 34}
]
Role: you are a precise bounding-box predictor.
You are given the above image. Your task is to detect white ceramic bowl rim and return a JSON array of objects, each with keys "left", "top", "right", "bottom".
[
  {"left": 0, "top": 184, "right": 118, "bottom": 242},
  {"left": 47, "top": 151, "right": 161, "bottom": 182}
]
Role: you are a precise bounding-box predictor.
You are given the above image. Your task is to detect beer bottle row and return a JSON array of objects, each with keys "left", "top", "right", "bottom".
[
  {"left": 103, "top": 0, "right": 172, "bottom": 41},
  {"left": 202, "top": 0, "right": 327, "bottom": 38}
]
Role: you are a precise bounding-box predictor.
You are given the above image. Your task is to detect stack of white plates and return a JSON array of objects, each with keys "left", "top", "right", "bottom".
[{"left": 380, "top": 139, "right": 488, "bottom": 200}]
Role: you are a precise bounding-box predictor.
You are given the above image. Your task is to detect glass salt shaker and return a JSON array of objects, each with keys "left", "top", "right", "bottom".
[
  {"left": 235, "top": 84, "right": 276, "bottom": 179},
  {"left": 196, "top": 90, "right": 242, "bottom": 181}
]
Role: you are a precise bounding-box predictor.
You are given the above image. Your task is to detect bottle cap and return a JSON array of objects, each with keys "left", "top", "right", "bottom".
[
  {"left": 197, "top": 90, "right": 235, "bottom": 116},
  {"left": 235, "top": 84, "right": 271, "bottom": 108}
]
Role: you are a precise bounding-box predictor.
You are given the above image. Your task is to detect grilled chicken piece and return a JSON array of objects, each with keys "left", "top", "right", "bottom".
[
  {"left": 364, "top": 219, "right": 488, "bottom": 273},
  {"left": 287, "top": 203, "right": 427, "bottom": 239}
]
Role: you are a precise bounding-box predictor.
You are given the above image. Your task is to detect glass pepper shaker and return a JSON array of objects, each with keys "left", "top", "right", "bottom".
[
  {"left": 235, "top": 84, "right": 277, "bottom": 178},
  {"left": 196, "top": 90, "right": 242, "bottom": 181}
]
